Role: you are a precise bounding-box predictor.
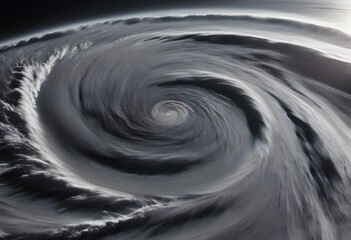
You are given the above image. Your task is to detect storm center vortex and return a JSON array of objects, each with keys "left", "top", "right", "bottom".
[{"left": 151, "top": 100, "right": 192, "bottom": 126}]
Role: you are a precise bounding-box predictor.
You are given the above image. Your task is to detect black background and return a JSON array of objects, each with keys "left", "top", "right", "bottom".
[
  {"left": 0, "top": 0, "right": 222, "bottom": 42},
  {"left": 1, "top": 0, "right": 285, "bottom": 42},
  {"left": 1, "top": 0, "right": 333, "bottom": 43}
]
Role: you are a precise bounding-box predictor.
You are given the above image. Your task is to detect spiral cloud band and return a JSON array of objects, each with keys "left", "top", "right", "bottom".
[{"left": 0, "top": 12, "right": 351, "bottom": 240}]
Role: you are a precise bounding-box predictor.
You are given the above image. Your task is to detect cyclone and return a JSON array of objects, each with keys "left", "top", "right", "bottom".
[{"left": 0, "top": 11, "right": 351, "bottom": 240}]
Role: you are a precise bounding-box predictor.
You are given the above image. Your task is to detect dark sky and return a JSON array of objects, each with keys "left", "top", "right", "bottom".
[
  {"left": 1, "top": 0, "right": 297, "bottom": 42},
  {"left": 0, "top": 0, "right": 219, "bottom": 42},
  {"left": 0, "top": 0, "right": 347, "bottom": 42}
]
